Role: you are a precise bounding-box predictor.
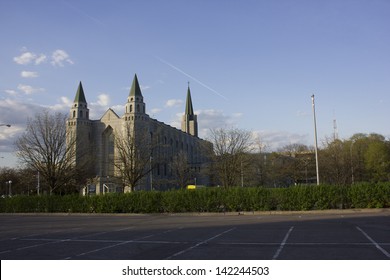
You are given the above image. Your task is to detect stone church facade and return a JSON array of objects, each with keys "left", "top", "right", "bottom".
[{"left": 66, "top": 74, "right": 211, "bottom": 194}]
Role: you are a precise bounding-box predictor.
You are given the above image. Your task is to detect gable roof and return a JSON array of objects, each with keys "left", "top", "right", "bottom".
[{"left": 100, "top": 108, "right": 120, "bottom": 121}]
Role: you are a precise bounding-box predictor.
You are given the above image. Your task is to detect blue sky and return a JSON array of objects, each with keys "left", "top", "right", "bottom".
[{"left": 1, "top": 0, "right": 389, "bottom": 167}]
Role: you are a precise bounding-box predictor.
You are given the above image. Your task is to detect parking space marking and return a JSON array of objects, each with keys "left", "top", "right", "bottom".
[
  {"left": 165, "top": 227, "right": 236, "bottom": 260},
  {"left": 218, "top": 242, "right": 390, "bottom": 246},
  {"left": 0, "top": 226, "right": 137, "bottom": 256},
  {"left": 65, "top": 227, "right": 183, "bottom": 259},
  {"left": 0, "top": 227, "right": 83, "bottom": 242},
  {"left": 356, "top": 226, "right": 390, "bottom": 258},
  {"left": 1, "top": 213, "right": 390, "bottom": 260},
  {"left": 272, "top": 226, "right": 294, "bottom": 260}
]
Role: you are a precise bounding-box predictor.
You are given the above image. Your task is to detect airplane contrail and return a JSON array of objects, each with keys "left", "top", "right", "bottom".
[
  {"left": 155, "top": 56, "right": 228, "bottom": 100},
  {"left": 62, "top": 0, "right": 106, "bottom": 27}
]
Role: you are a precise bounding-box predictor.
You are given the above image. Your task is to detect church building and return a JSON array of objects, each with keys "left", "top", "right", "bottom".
[{"left": 66, "top": 74, "right": 211, "bottom": 194}]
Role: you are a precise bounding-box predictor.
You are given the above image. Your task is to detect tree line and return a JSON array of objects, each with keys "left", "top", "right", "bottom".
[{"left": 2, "top": 111, "right": 390, "bottom": 195}]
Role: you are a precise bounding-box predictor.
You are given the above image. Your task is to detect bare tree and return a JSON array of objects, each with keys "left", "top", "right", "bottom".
[
  {"left": 114, "top": 122, "right": 153, "bottom": 192},
  {"left": 170, "top": 151, "right": 193, "bottom": 188},
  {"left": 14, "top": 110, "right": 77, "bottom": 194},
  {"left": 208, "top": 128, "right": 254, "bottom": 187}
]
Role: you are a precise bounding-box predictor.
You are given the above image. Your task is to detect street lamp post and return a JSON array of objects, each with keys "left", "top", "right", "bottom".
[{"left": 7, "top": 180, "right": 12, "bottom": 196}]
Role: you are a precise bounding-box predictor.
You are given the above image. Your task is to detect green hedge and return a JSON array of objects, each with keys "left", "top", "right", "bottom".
[{"left": 1, "top": 183, "right": 389, "bottom": 213}]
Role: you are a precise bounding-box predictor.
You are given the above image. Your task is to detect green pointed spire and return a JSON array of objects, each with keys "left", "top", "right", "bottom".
[
  {"left": 74, "top": 81, "right": 87, "bottom": 103},
  {"left": 185, "top": 85, "right": 194, "bottom": 116},
  {"left": 129, "top": 74, "right": 143, "bottom": 97}
]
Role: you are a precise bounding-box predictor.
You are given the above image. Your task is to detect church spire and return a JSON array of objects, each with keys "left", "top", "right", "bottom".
[
  {"left": 74, "top": 81, "right": 87, "bottom": 103},
  {"left": 181, "top": 84, "right": 198, "bottom": 137},
  {"left": 129, "top": 74, "right": 142, "bottom": 97},
  {"left": 185, "top": 84, "right": 195, "bottom": 117}
]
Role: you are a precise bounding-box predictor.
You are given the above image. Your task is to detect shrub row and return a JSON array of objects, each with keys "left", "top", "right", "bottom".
[{"left": 0, "top": 183, "right": 389, "bottom": 213}]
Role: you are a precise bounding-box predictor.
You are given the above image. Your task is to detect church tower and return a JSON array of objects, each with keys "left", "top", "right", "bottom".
[
  {"left": 124, "top": 74, "right": 146, "bottom": 119},
  {"left": 67, "top": 82, "right": 93, "bottom": 174},
  {"left": 181, "top": 85, "right": 198, "bottom": 137},
  {"left": 70, "top": 82, "right": 89, "bottom": 120}
]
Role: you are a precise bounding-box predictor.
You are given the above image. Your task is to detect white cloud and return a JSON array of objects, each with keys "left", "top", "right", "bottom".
[
  {"left": 35, "top": 54, "right": 47, "bottom": 65},
  {"left": 253, "top": 130, "right": 310, "bottom": 152},
  {"left": 21, "top": 71, "right": 39, "bottom": 78},
  {"left": 17, "top": 84, "right": 45, "bottom": 95},
  {"left": 13, "top": 48, "right": 73, "bottom": 68},
  {"left": 92, "top": 93, "right": 110, "bottom": 107},
  {"left": 197, "top": 109, "right": 242, "bottom": 130},
  {"left": 88, "top": 94, "right": 126, "bottom": 119},
  {"left": 4, "top": 90, "right": 18, "bottom": 96},
  {"left": 13, "top": 52, "right": 47, "bottom": 65},
  {"left": 168, "top": 108, "right": 243, "bottom": 139},
  {"left": 149, "top": 108, "right": 162, "bottom": 115},
  {"left": 51, "top": 49, "right": 74, "bottom": 67},
  {"left": 169, "top": 112, "right": 183, "bottom": 129},
  {"left": 165, "top": 99, "right": 183, "bottom": 107},
  {"left": 48, "top": 96, "right": 73, "bottom": 112},
  {"left": 13, "top": 52, "right": 36, "bottom": 65},
  {"left": 0, "top": 98, "right": 43, "bottom": 152},
  {"left": 110, "top": 105, "right": 125, "bottom": 116}
]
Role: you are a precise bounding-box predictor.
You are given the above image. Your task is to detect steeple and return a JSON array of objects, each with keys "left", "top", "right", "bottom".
[
  {"left": 129, "top": 74, "right": 143, "bottom": 97},
  {"left": 74, "top": 81, "right": 87, "bottom": 103},
  {"left": 181, "top": 84, "right": 198, "bottom": 137},
  {"left": 70, "top": 81, "right": 89, "bottom": 120},
  {"left": 124, "top": 74, "right": 146, "bottom": 117},
  {"left": 185, "top": 85, "right": 195, "bottom": 117}
]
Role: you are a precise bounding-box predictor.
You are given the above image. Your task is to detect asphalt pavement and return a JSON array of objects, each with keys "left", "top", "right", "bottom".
[{"left": 0, "top": 209, "right": 389, "bottom": 260}]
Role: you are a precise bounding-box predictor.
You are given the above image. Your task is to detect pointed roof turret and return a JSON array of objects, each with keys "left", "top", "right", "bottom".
[
  {"left": 181, "top": 83, "right": 198, "bottom": 137},
  {"left": 74, "top": 81, "right": 87, "bottom": 103},
  {"left": 185, "top": 85, "right": 194, "bottom": 116},
  {"left": 129, "top": 74, "right": 143, "bottom": 97}
]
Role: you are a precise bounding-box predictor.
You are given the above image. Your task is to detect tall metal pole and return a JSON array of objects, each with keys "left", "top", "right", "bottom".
[
  {"left": 37, "top": 170, "right": 40, "bottom": 195},
  {"left": 311, "top": 95, "right": 320, "bottom": 185},
  {"left": 150, "top": 156, "right": 153, "bottom": 191},
  {"left": 9, "top": 180, "right": 12, "bottom": 196}
]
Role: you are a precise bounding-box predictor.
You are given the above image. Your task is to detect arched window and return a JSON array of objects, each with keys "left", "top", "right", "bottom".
[
  {"left": 130, "top": 105, "right": 133, "bottom": 112},
  {"left": 73, "top": 111, "right": 76, "bottom": 118}
]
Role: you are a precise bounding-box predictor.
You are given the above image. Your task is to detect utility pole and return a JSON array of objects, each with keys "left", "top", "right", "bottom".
[{"left": 311, "top": 95, "right": 320, "bottom": 185}]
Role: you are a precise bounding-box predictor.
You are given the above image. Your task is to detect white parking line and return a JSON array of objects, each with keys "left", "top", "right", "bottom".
[
  {"left": 272, "top": 226, "right": 294, "bottom": 260},
  {"left": 356, "top": 226, "right": 390, "bottom": 258},
  {"left": 65, "top": 227, "right": 182, "bottom": 259},
  {"left": 165, "top": 227, "right": 236, "bottom": 260}
]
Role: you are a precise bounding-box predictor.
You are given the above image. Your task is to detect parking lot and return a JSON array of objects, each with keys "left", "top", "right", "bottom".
[{"left": 0, "top": 209, "right": 389, "bottom": 260}]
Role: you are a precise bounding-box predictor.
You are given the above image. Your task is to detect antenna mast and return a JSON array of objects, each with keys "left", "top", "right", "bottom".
[{"left": 333, "top": 118, "right": 338, "bottom": 141}]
